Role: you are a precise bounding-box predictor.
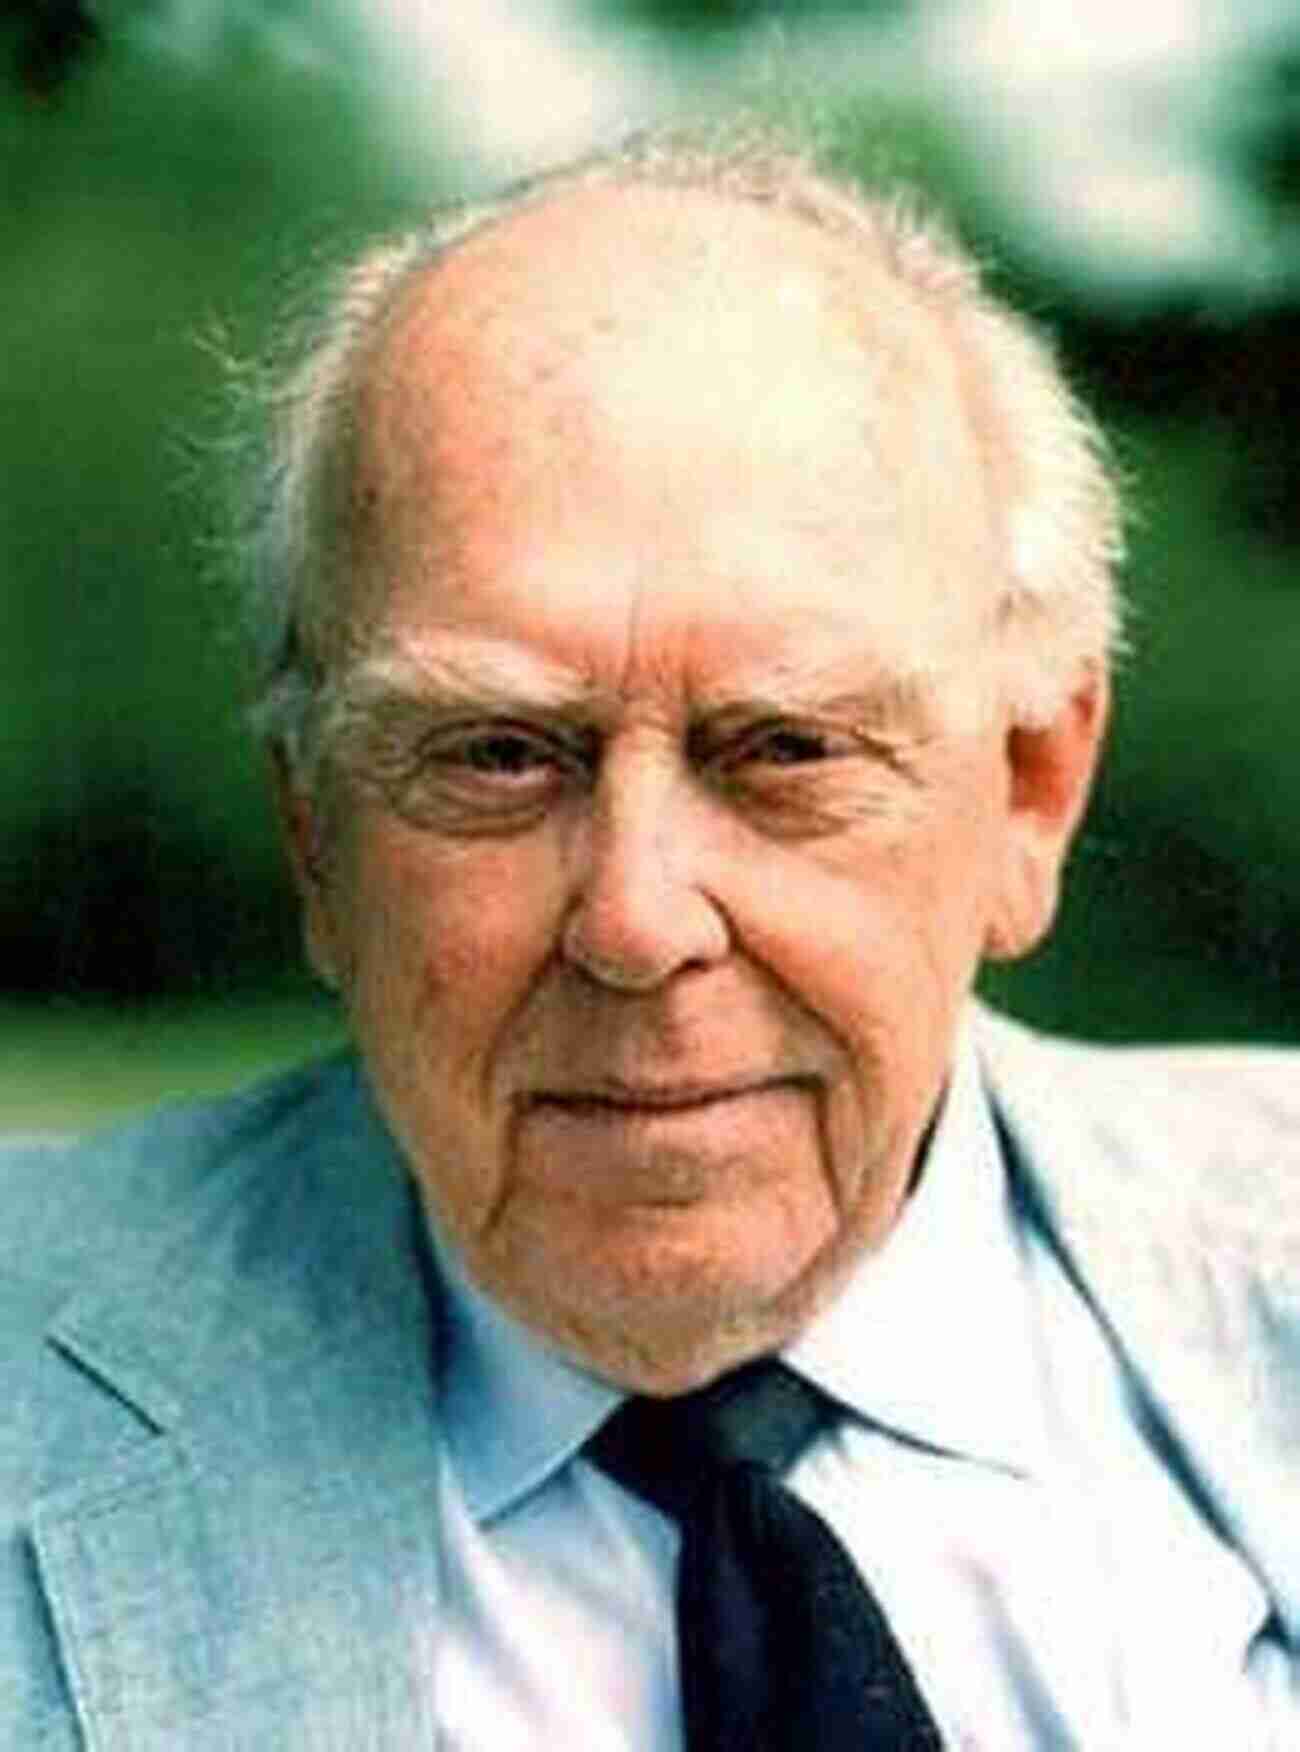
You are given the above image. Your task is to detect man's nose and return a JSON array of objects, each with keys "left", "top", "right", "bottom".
[{"left": 561, "top": 755, "right": 731, "bottom": 992}]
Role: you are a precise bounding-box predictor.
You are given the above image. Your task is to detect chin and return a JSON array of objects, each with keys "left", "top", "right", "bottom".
[{"left": 484, "top": 1213, "right": 849, "bottom": 1394}]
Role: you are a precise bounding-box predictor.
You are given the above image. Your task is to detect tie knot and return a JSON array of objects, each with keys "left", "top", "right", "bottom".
[{"left": 588, "top": 1359, "right": 834, "bottom": 1521}]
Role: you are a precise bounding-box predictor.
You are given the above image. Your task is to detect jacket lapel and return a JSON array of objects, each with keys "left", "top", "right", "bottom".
[
  {"left": 978, "top": 1011, "right": 1300, "bottom": 1646},
  {"left": 31, "top": 1020, "right": 1300, "bottom": 1742},
  {"left": 30, "top": 1060, "right": 445, "bottom": 1751}
]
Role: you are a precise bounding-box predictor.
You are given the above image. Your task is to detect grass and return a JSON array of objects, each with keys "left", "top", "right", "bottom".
[{"left": 0, "top": 991, "right": 346, "bottom": 1134}]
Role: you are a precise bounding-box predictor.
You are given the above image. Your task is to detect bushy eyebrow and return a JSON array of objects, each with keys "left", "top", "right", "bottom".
[
  {"left": 700, "top": 666, "right": 949, "bottom": 740},
  {"left": 336, "top": 637, "right": 598, "bottom": 721},
  {"left": 333, "top": 638, "right": 957, "bottom": 742}
]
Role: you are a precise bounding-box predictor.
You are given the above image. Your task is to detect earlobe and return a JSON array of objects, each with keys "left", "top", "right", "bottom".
[{"left": 984, "top": 667, "right": 1108, "bottom": 962}]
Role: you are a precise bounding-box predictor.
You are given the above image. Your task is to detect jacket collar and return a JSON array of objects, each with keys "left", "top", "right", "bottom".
[{"left": 976, "top": 1008, "right": 1300, "bottom": 1648}]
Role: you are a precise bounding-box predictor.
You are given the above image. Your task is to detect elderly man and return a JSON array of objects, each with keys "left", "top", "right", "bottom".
[{"left": 3, "top": 136, "right": 1297, "bottom": 1749}]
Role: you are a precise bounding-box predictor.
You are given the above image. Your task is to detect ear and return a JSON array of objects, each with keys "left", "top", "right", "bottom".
[
  {"left": 272, "top": 751, "right": 344, "bottom": 991},
  {"left": 983, "top": 666, "right": 1108, "bottom": 961}
]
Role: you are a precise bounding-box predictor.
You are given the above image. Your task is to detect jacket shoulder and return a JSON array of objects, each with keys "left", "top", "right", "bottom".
[
  {"left": 974, "top": 1006, "right": 1300, "bottom": 1267},
  {"left": 0, "top": 1053, "right": 357, "bottom": 1321},
  {"left": 975, "top": 1007, "right": 1300, "bottom": 1139}
]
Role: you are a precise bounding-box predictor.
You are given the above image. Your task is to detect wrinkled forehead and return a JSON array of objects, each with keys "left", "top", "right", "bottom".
[
  {"left": 343, "top": 181, "right": 1000, "bottom": 672},
  {"left": 361, "top": 182, "right": 978, "bottom": 470}
]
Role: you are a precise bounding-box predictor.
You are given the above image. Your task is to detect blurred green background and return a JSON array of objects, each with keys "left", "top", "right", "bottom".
[{"left": 4, "top": 0, "right": 1298, "bottom": 1131}]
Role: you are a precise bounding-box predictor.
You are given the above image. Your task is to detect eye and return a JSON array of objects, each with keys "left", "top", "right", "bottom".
[
  {"left": 694, "top": 714, "right": 910, "bottom": 840},
  {"left": 355, "top": 717, "right": 594, "bottom": 836},
  {"left": 409, "top": 717, "right": 596, "bottom": 789},
  {"left": 448, "top": 726, "right": 559, "bottom": 777},
  {"left": 710, "top": 719, "right": 852, "bottom": 773},
  {"left": 744, "top": 724, "right": 838, "bottom": 766}
]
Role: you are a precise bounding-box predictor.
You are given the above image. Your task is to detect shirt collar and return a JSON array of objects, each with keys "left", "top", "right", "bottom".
[
  {"left": 788, "top": 1018, "right": 1051, "bottom": 1479},
  {"left": 434, "top": 1230, "right": 621, "bottom": 1523},
  {"left": 437, "top": 1014, "right": 1048, "bottom": 1523}
]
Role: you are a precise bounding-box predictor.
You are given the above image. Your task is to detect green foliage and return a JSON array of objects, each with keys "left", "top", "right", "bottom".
[
  {"left": 583, "top": 0, "right": 904, "bottom": 32},
  {"left": 983, "top": 414, "right": 1300, "bottom": 1044},
  {"left": 1, "top": 17, "right": 444, "bottom": 991},
  {"left": 2, "top": 22, "right": 1296, "bottom": 1046},
  {"left": 2, "top": 0, "right": 101, "bottom": 98}
]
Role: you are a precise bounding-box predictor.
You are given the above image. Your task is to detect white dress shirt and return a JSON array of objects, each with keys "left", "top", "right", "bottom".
[{"left": 433, "top": 1027, "right": 1298, "bottom": 1749}]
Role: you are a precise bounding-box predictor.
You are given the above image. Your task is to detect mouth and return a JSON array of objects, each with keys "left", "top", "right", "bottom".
[
  {"left": 512, "top": 1075, "right": 820, "bottom": 1209},
  {"left": 524, "top": 1074, "right": 811, "bottom": 1121}
]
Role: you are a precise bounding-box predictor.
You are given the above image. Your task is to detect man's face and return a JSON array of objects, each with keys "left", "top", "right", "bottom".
[{"left": 291, "top": 189, "right": 1095, "bottom": 1391}]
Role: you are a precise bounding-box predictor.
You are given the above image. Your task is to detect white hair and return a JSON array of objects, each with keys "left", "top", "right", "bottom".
[{"left": 238, "top": 128, "right": 1125, "bottom": 785}]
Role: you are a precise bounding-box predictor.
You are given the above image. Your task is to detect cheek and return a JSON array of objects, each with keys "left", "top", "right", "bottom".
[
  {"left": 736, "top": 832, "right": 988, "bottom": 1028},
  {"left": 353, "top": 830, "right": 549, "bottom": 979},
  {"left": 333, "top": 827, "right": 570, "bottom": 1104},
  {"left": 722, "top": 816, "right": 1001, "bottom": 1150},
  {"left": 335, "top": 830, "right": 571, "bottom": 1241}
]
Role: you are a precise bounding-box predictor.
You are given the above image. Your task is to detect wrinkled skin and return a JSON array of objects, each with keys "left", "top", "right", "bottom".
[{"left": 284, "top": 186, "right": 1105, "bottom": 1392}]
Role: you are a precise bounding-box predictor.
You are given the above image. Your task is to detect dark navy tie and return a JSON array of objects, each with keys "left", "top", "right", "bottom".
[{"left": 588, "top": 1358, "right": 944, "bottom": 1750}]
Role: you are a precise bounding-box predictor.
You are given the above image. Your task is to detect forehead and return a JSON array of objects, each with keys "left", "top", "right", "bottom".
[
  {"left": 360, "top": 182, "right": 977, "bottom": 475},
  {"left": 345, "top": 181, "right": 1000, "bottom": 688}
]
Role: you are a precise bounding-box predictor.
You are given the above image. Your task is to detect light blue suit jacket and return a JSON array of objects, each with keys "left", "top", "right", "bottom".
[{"left": 2, "top": 1013, "right": 1298, "bottom": 1748}]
